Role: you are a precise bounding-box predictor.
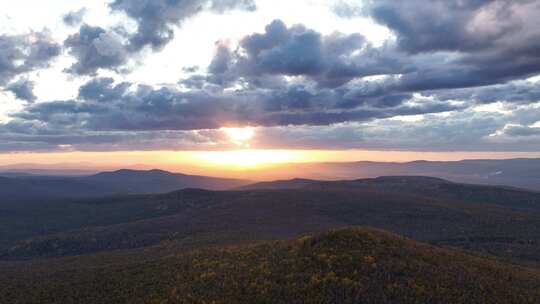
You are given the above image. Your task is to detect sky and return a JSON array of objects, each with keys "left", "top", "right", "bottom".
[{"left": 1, "top": 0, "right": 540, "bottom": 169}]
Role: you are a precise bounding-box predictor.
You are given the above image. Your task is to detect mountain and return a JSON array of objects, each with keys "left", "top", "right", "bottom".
[
  {"left": 85, "top": 169, "right": 249, "bottom": 194},
  {"left": 1, "top": 227, "right": 539, "bottom": 304},
  {"left": 0, "top": 169, "right": 250, "bottom": 202},
  {"left": 246, "top": 158, "right": 540, "bottom": 191},
  {"left": 238, "top": 177, "right": 317, "bottom": 190},
  {"left": 243, "top": 176, "right": 540, "bottom": 211},
  {"left": 240, "top": 176, "right": 454, "bottom": 190},
  {"left": 3, "top": 176, "right": 540, "bottom": 265}
]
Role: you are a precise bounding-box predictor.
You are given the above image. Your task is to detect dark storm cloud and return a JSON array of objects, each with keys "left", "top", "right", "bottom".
[
  {"left": 0, "top": 31, "right": 61, "bottom": 85},
  {"left": 64, "top": 25, "right": 129, "bottom": 75},
  {"left": 63, "top": 8, "right": 87, "bottom": 26},
  {"left": 5, "top": 79, "right": 37, "bottom": 103},
  {"left": 108, "top": 0, "right": 256, "bottom": 52}
]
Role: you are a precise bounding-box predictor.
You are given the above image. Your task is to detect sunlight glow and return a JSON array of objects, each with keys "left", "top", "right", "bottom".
[
  {"left": 222, "top": 127, "right": 255, "bottom": 145},
  {"left": 196, "top": 149, "right": 305, "bottom": 169}
]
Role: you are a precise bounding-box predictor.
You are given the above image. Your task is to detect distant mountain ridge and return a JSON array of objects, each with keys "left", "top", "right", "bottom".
[
  {"left": 239, "top": 176, "right": 452, "bottom": 190},
  {"left": 3, "top": 158, "right": 540, "bottom": 191},
  {"left": 250, "top": 158, "right": 540, "bottom": 191},
  {"left": 237, "top": 178, "right": 318, "bottom": 190},
  {"left": 0, "top": 169, "right": 250, "bottom": 202},
  {"left": 85, "top": 169, "right": 249, "bottom": 194}
]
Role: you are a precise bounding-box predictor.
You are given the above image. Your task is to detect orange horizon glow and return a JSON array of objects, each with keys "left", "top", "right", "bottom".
[
  {"left": 2, "top": 149, "right": 540, "bottom": 168},
  {"left": 2, "top": 149, "right": 540, "bottom": 180}
]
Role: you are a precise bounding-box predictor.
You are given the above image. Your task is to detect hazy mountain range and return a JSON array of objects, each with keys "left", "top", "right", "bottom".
[
  {"left": 258, "top": 158, "right": 540, "bottom": 191},
  {"left": 2, "top": 158, "right": 540, "bottom": 195},
  {"left": 0, "top": 169, "right": 249, "bottom": 202}
]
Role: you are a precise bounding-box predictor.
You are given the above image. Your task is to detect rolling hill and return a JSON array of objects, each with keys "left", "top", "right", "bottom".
[
  {"left": 3, "top": 176, "right": 540, "bottom": 265},
  {"left": 1, "top": 227, "right": 539, "bottom": 303},
  {"left": 242, "top": 176, "right": 540, "bottom": 211}
]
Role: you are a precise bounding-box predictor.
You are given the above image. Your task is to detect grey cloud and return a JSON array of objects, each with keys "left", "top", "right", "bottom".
[
  {"left": 5, "top": 79, "right": 37, "bottom": 102},
  {"left": 504, "top": 125, "right": 540, "bottom": 137},
  {"left": 206, "top": 16, "right": 539, "bottom": 98},
  {"left": 4, "top": 76, "right": 538, "bottom": 152},
  {"left": 207, "top": 19, "right": 408, "bottom": 88},
  {"left": 327, "top": 1, "right": 540, "bottom": 92},
  {"left": 62, "top": 0, "right": 256, "bottom": 75},
  {"left": 0, "top": 31, "right": 61, "bottom": 85},
  {"left": 0, "top": 122, "right": 235, "bottom": 152},
  {"left": 64, "top": 24, "right": 129, "bottom": 75},
  {"left": 252, "top": 107, "right": 540, "bottom": 152},
  {"left": 63, "top": 8, "right": 87, "bottom": 26},
  {"left": 364, "top": 0, "right": 522, "bottom": 53},
  {"left": 6, "top": 8, "right": 540, "bottom": 153},
  {"left": 78, "top": 77, "right": 131, "bottom": 102},
  {"left": 11, "top": 76, "right": 461, "bottom": 134},
  {"left": 109, "top": 0, "right": 256, "bottom": 52},
  {"left": 431, "top": 81, "right": 540, "bottom": 104}
]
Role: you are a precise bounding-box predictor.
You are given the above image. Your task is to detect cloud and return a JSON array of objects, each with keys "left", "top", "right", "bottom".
[
  {"left": 363, "top": 0, "right": 525, "bottom": 53},
  {"left": 502, "top": 125, "right": 540, "bottom": 137},
  {"left": 63, "top": 8, "right": 87, "bottom": 26},
  {"left": 62, "top": 0, "right": 256, "bottom": 75},
  {"left": 431, "top": 81, "right": 540, "bottom": 104},
  {"left": 0, "top": 31, "right": 61, "bottom": 86},
  {"left": 78, "top": 77, "right": 131, "bottom": 102},
  {"left": 4, "top": 8, "right": 540, "bottom": 153},
  {"left": 4, "top": 77, "right": 539, "bottom": 152},
  {"left": 10, "top": 75, "right": 461, "bottom": 134},
  {"left": 205, "top": 20, "right": 407, "bottom": 88},
  {"left": 252, "top": 105, "right": 540, "bottom": 152},
  {"left": 5, "top": 78, "right": 37, "bottom": 103},
  {"left": 64, "top": 24, "right": 129, "bottom": 75},
  {"left": 109, "top": 0, "right": 256, "bottom": 52},
  {"left": 327, "top": 1, "right": 540, "bottom": 91}
]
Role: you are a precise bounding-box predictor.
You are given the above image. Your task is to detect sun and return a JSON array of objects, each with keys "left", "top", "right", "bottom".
[{"left": 221, "top": 127, "right": 255, "bottom": 145}]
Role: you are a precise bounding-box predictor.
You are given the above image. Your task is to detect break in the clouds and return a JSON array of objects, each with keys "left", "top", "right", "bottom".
[{"left": 1, "top": 0, "right": 540, "bottom": 152}]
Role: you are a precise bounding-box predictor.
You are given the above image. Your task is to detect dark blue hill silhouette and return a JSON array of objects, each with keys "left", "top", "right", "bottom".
[{"left": 0, "top": 169, "right": 249, "bottom": 201}]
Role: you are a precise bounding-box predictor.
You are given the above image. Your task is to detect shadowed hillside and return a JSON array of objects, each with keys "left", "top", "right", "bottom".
[
  {"left": 244, "top": 176, "right": 540, "bottom": 211},
  {"left": 3, "top": 177, "right": 540, "bottom": 264}
]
